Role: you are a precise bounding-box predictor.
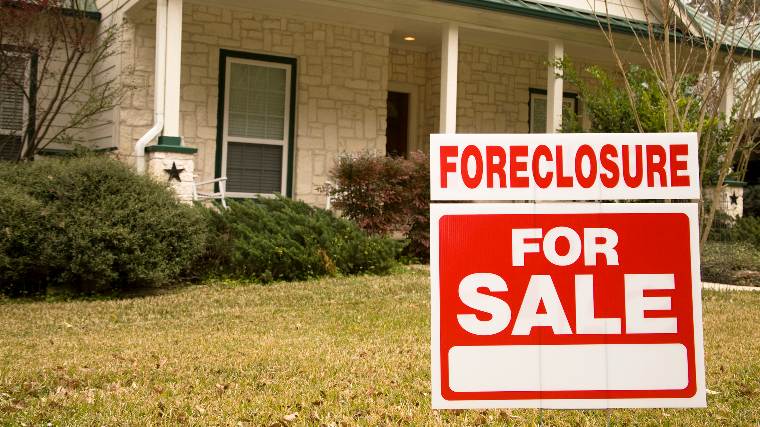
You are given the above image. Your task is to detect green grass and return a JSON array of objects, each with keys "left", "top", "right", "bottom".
[{"left": 1, "top": 268, "right": 759, "bottom": 425}]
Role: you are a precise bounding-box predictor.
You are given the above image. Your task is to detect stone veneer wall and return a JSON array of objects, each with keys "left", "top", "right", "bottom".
[
  {"left": 390, "top": 43, "right": 594, "bottom": 154},
  {"left": 119, "top": 3, "right": 390, "bottom": 206},
  {"left": 118, "top": 2, "right": 602, "bottom": 206}
]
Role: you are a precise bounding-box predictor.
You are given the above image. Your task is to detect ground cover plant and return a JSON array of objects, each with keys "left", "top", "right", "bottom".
[
  {"left": 201, "top": 196, "right": 399, "bottom": 282},
  {"left": 1, "top": 268, "right": 758, "bottom": 425}
]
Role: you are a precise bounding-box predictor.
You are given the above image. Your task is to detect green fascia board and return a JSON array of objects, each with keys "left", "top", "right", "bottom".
[
  {"left": 158, "top": 135, "right": 182, "bottom": 146},
  {"left": 441, "top": 0, "right": 760, "bottom": 56},
  {"left": 39, "top": 146, "right": 117, "bottom": 156},
  {"left": 724, "top": 179, "right": 747, "bottom": 187},
  {"left": 145, "top": 145, "right": 198, "bottom": 154}
]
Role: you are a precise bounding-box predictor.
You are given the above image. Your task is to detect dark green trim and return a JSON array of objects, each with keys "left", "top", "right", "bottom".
[
  {"left": 215, "top": 49, "right": 297, "bottom": 197},
  {"left": 724, "top": 179, "right": 746, "bottom": 187},
  {"left": 158, "top": 135, "right": 182, "bottom": 146},
  {"left": 528, "top": 88, "right": 578, "bottom": 133},
  {"left": 440, "top": 0, "right": 760, "bottom": 57},
  {"left": 439, "top": 0, "right": 654, "bottom": 36},
  {"left": 145, "top": 145, "right": 198, "bottom": 154},
  {"left": 38, "top": 146, "right": 118, "bottom": 156}
]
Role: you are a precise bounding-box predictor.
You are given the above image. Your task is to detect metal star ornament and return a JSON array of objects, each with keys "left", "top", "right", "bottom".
[
  {"left": 730, "top": 193, "right": 739, "bottom": 205},
  {"left": 164, "top": 162, "right": 185, "bottom": 182}
]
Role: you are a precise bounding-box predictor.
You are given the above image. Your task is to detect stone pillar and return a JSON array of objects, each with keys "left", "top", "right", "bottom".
[
  {"left": 145, "top": 143, "right": 198, "bottom": 202},
  {"left": 720, "top": 180, "right": 745, "bottom": 219}
]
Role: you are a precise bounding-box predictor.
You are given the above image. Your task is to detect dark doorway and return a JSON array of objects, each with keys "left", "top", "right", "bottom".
[{"left": 386, "top": 91, "right": 409, "bottom": 157}]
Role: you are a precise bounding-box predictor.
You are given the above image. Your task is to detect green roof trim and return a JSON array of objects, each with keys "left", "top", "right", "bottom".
[
  {"left": 439, "top": 0, "right": 655, "bottom": 35},
  {"left": 39, "top": 146, "right": 117, "bottom": 156},
  {"left": 677, "top": 1, "right": 760, "bottom": 56},
  {"left": 440, "top": 0, "right": 760, "bottom": 56}
]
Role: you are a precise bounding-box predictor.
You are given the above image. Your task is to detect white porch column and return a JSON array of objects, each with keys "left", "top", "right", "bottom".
[
  {"left": 440, "top": 23, "right": 459, "bottom": 134},
  {"left": 720, "top": 63, "right": 735, "bottom": 123},
  {"left": 163, "top": 0, "right": 183, "bottom": 136},
  {"left": 546, "top": 40, "right": 564, "bottom": 133}
]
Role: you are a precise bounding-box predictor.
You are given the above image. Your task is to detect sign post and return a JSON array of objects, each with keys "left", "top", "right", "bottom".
[{"left": 430, "top": 133, "right": 705, "bottom": 409}]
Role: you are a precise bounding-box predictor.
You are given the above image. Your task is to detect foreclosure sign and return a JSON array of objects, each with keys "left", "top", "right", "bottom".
[
  {"left": 430, "top": 133, "right": 699, "bottom": 200},
  {"left": 430, "top": 134, "right": 705, "bottom": 409}
]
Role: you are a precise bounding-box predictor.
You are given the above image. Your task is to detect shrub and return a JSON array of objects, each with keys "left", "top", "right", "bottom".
[
  {"left": 201, "top": 196, "right": 399, "bottom": 282},
  {"left": 320, "top": 151, "right": 430, "bottom": 262},
  {"left": 732, "top": 216, "right": 760, "bottom": 249},
  {"left": 744, "top": 185, "right": 760, "bottom": 217},
  {"left": 701, "top": 242, "right": 760, "bottom": 287},
  {"left": 708, "top": 213, "right": 760, "bottom": 249},
  {"left": 0, "top": 154, "right": 208, "bottom": 296}
]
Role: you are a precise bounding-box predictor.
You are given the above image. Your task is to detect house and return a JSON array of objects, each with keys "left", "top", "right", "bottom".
[{"left": 1, "top": 0, "right": 756, "bottom": 207}]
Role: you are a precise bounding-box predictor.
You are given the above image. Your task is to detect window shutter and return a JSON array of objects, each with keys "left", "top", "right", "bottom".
[{"left": 0, "top": 55, "right": 26, "bottom": 132}]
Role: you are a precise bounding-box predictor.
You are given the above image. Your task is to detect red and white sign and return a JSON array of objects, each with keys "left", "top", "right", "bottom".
[
  {"left": 431, "top": 203, "right": 705, "bottom": 408},
  {"left": 430, "top": 133, "right": 699, "bottom": 201}
]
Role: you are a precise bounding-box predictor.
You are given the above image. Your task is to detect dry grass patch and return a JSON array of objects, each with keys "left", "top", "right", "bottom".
[{"left": 1, "top": 268, "right": 759, "bottom": 425}]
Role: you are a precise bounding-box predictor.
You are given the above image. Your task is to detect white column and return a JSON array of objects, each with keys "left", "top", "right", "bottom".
[
  {"left": 440, "top": 23, "right": 459, "bottom": 134},
  {"left": 163, "top": 0, "right": 183, "bottom": 136},
  {"left": 720, "top": 63, "right": 735, "bottom": 123},
  {"left": 546, "top": 40, "right": 564, "bottom": 133}
]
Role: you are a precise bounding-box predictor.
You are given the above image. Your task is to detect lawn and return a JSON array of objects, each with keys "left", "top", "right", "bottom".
[{"left": 1, "top": 268, "right": 759, "bottom": 426}]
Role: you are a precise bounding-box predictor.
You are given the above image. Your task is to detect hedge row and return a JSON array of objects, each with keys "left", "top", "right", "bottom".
[{"left": 0, "top": 155, "right": 398, "bottom": 296}]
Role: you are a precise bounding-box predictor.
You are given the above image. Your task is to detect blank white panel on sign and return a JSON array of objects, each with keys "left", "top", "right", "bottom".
[{"left": 448, "top": 344, "right": 689, "bottom": 392}]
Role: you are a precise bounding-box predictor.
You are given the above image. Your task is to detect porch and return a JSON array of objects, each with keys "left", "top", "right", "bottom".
[{"left": 113, "top": 0, "right": 732, "bottom": 206}]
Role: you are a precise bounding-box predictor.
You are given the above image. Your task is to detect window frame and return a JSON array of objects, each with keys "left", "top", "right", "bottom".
[
  {"left": 215, "top": 49, "right": 297, "bottom": 197},
  {"left": 528, "top": 88, "right": 579, "bottom": 134}
]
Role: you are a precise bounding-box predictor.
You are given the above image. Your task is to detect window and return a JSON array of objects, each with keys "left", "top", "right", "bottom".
[
  {"left": 529, "top": 89, "right": 578, "bottom": 133},
  {"left": 218, "top": 51, "right": 295, "bottom": 197},
  {"left": 0, "top": 50, "right": 32, "bottom": 160}
]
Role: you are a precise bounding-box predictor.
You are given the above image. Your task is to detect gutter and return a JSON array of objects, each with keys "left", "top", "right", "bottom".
[{"left": 134, "top": 0, "right": 167, "bottom": 174}]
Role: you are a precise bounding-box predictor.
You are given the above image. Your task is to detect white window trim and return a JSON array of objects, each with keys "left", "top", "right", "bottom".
[{"left": 220, "top": 56, "right": 291, "bottom": 198}]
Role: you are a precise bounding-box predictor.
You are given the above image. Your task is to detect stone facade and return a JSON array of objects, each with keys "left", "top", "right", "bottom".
[
  {"left": 119, "top": 3, "right": 389, "bottom": 207},
  {"left": 115, "top": 4, "right": 604, "bottom": 207},
  {"left": 388, "top": 44, "right": 595, "bottom": 154}
]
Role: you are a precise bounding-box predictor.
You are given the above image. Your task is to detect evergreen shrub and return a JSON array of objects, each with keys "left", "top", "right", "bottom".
[
  {"left": 0, "top": 154, "right": 208, "bottom": 296},
  {"left": 201, "top": 196, "right": 399, "bottom": 282}
]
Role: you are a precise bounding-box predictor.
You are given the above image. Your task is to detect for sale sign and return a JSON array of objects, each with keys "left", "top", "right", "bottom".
[
  {"left": 431, "top": 203, "right": 705, "bottom": 408},
  {"left": 430, "top": 133, "right": 705, "bottom": 409}
]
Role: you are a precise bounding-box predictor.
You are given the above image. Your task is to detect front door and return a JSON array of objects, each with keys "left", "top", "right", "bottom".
[
  {"left": 386, "top": 91, "right": 409, "bottom": 157},
  {"left": 219, "top": 51, "right": 295, "bottom": 197}
]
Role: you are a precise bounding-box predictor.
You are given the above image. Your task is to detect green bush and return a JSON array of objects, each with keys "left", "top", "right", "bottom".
[
  {"left": 0, "top": 155, "right": 208, "bottom": 296},
  {"left": 202, "top": 197, "right": 399, "bottom": 282},
  {"left": 732, "top": 216, "right": 760, "bottom": 249},
  {"left": 319, "top": 152, "right": 430, "bottom": 262},
  {"left": 708, "top": 213, "right": 760, "bottom": 249},
  {"left": 701, "top": 242, "right": 760, "bottom": 287}
]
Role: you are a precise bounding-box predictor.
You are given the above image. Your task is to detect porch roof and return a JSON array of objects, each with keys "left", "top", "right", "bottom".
[
  {"left": 441, "top": 0, "right": 760, "bottom": 56},
  {"left": 440, "top": 0, "right": 655, "bottom": 35}
]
